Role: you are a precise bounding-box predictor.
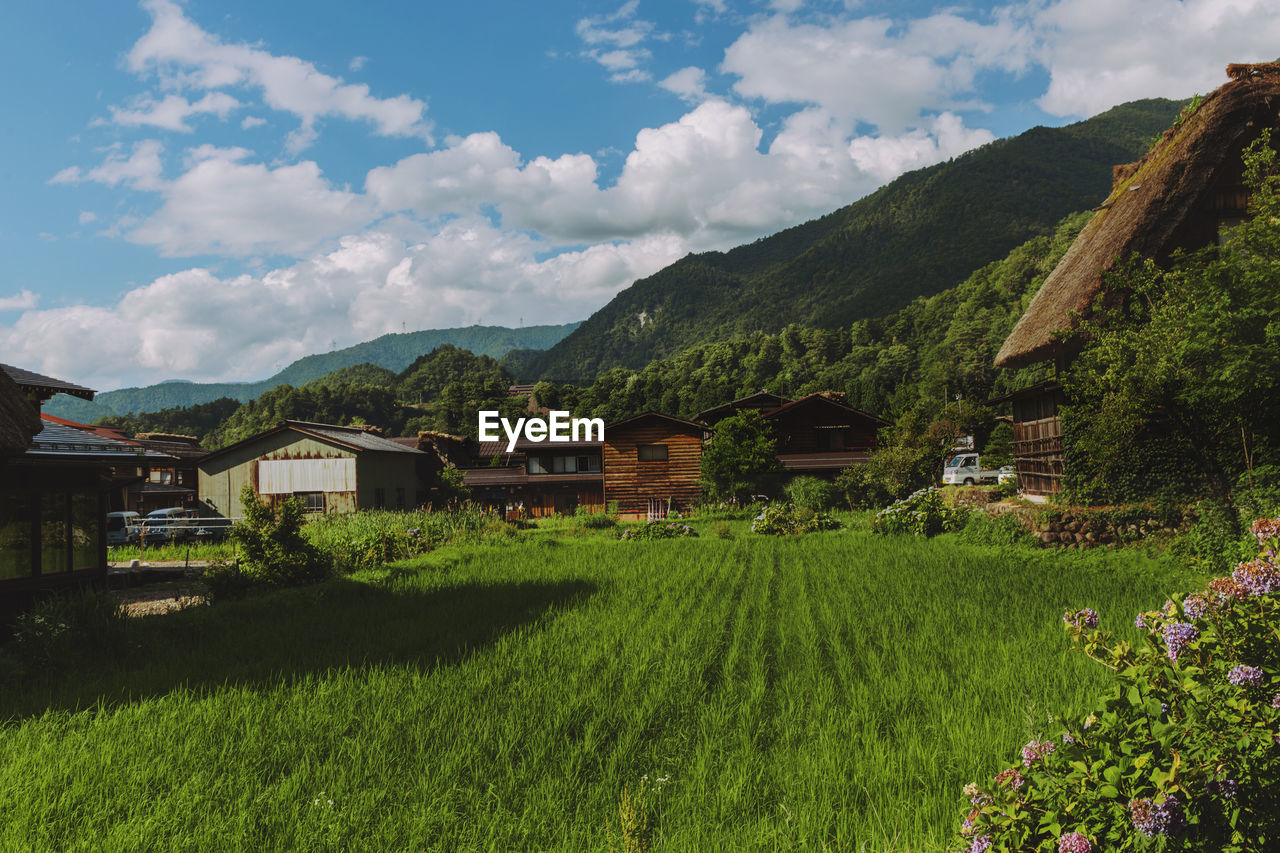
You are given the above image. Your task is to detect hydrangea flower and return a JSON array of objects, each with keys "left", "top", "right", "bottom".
[
  {"left": 969, "top": 835, "right": 992, "bottom": 853},
  {"left": 1182, "top": 594, "right": 1210, "bottom": 620},
  {"left": 1229, "top": 664, "right": 1263, "bottom": 687},
  {"left": 962, "top": 782, "right": 991, "bottom": 806},
  {"left": 1058, "top": 832, "right": 1091, "bottom": 853},
  {"left": 1063, "top": 608, "right": 1098, "bottom": 630},
  {"left": 1208, "top": 776, "right": 1238, "bottom": 800},
  {"left": 994, "top": 767, "right": 1024, "bottom": 789},
  {"left": 1252, "top": 517, "right": 1280, "bottom": 544},
  {"left": 1129, "top": 795, "right": 1185, "bottom": 836},
  {"left": 1233, "top": 559, "right": 1280, "bottom": 596},
  {"left": 1272, "top": 693, "right": 1280, "bottom": 710},
  {"left": 1207, "top": 576, "right": 1251, "bottom": 603},
  {"left": 1162, "top": 622, "right": 1198, "bottom": 661},
  {"left": 1021, "top": 739, "right": 1056, "bottom": 768}
]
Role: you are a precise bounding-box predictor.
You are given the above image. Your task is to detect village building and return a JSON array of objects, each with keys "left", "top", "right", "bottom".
[
  {"left": 993, "top": 66, "right": 1280, "bottom": 498},
  {"left": 197, "top": 420, "right": 424, "bottom": 519},
  {"left": 127, "top": 433, "right": 210, "bottom": 514},
  {"left": 1, "top": 365, "right": 155, "bottom": 620},
  {"left": 462, "top": 436, "right": 605, "bottom": 518},
  {"left": 603, "top": 412, "right": 707, "bottom": 520},
  {"left": 696, "top": 390, "right": 890, "bottom": 477}
]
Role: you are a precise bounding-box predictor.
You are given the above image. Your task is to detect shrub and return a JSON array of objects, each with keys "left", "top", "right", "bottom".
[
  {"left": 954, "top": 517, "right": 1280, "bottom": 851},
  {"left": 870, "top": 487, "right": 968, "bottom": 536},
  {"left": 231, "top": 485, "right": 330, "bottom": 587},
  {"left": 10, "top": 589, "right": 129, "bottom": 672},
  {"left": 619, "top": 521, "right": 698, "bottom": 541},
  {"left": 957, "top": 512, "right": 1038, "bottom": 548},
  {"left": 713, "top": 521, "right": 733, "bottom": 539},
  {"left": 783, "top": 476, "right": 842, "bottom": 512},
  {"left": 203, "top": 558, "right": 256, "bottom": 602},
  {"left": 751, "top": 502, "right": 843, "bottom": 535},
  {"left": 576, "top": 508, "right": 618, "bottom": 530}
]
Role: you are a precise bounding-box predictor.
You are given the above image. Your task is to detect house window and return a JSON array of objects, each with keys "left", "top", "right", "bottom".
[
  {"left": 296, "top": 492, "right": 325, "bottom": 513},
  {"left": 577, "top": 455, "right": 601, "bottom": 473},
  {"left": 819, "top": 429, "right": 845, "bottom": 451},
  {"left": 638, "top": 444, "right": 668, "bottom": 462},
  {"left": 0, "top": 492, "right": 33, "bottom": 581},
  {"left": 149, "top": 470, "right": 172, "bottom": 485}
]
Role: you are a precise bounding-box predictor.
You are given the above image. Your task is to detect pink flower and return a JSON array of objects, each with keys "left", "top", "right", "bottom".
[{"left": 1058, "top": 831, "right": 1091, "bottom": 853}]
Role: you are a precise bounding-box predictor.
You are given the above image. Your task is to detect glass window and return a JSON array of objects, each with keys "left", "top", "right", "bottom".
[
  {"left": 527, "top": 456, "right": 546, "bottom": 474},
  {"left": 0, "top": 492, "right": 33, "bottom": 581},
  {"left": 41, "top": 492, "right": 68, "bottom": 575},
  {"left": 296, "top": 492, "right": 325, "bottom": 513},
  {"left": 638, "top": 444, "right": 668, "bottom": 462},
  {"left": 71, "top": 492, "right": 100, "bottom": 572}
]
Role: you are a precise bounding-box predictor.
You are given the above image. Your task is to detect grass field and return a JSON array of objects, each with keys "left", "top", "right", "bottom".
[{"left": 0, "top": 525, "right": 1193, "bottom": 851}]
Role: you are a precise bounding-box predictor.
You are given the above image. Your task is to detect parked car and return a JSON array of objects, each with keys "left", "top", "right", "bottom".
[
  {"left": 106, "top": 511, "right": 142, "bottom": 546},
  {"left": 941, "top": 453, "right": 1004, "bottom": 486},
  {"left": 141, "top": 507, "right": 194, "bottom": 544}
]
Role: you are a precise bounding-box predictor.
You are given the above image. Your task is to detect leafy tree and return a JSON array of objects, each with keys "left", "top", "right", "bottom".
[
  {"left": 230, "top": 485, "right": 328, "bottom": 587},
  {"left": 700, "top": 410, "right": 783, "bottom": 503}
]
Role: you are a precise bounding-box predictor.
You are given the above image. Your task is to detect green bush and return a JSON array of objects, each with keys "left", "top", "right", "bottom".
[
  {"left": 870, "top": 487, "right": 968, "bottom": 536},
  {"left": 575, "top": 508, "right": 617, "bottom": 530},
  {"left": 957, "top": 512, "right": 1037, "bottom": 548},
  {"left": 231, "top": 486, "right": 330, "bottom": 588},
  {"left": 751, "top": 502, "right": 843, "bottom": 535},
  {"left": 955, "top": 518, "right": 1280, "bottom": 851},
  {"left": 1173, "top": 499, "right": 1255, "bottom": 575},
  {"left": 203, "top": 558, "right": 256, "bottom": 602},
  {"left": 783, "top": 476, "right": 842, "bottom": 512},
  {"left": 619, "top": 521, "right": 698, "bottom": 541}
]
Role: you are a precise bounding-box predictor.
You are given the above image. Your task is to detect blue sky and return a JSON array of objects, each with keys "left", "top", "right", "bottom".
[{"left": 2, "top": 0, "right": 1278, "bottom": 389}]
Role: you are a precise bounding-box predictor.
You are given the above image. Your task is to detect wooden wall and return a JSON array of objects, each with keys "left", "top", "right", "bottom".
[
  {"left": 604, "top": 418, "right": 704, "bottom": 519},
  {"left": 1012, "top": 387, "right": 1064, "bottom": 496}
]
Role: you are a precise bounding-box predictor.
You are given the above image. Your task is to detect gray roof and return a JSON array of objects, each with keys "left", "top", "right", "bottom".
[
  {"left": 24, "top": 421, "right": 167, "bottom": 463},
  {"left": 285, "top": 421, "right": 423, "bottom": 454},
  {"left": 0, "top": 363, "right": 95, "bottom": 401}
]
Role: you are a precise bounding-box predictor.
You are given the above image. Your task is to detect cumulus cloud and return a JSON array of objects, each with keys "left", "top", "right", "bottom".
[
  {"left": 123, "top": 0, "right": 430, "bottom": 150},
  {"left": 659, "top": 66, "right": 710, "bottom": 102},
  {"left": 0, "top": 225, "right": 687, "bottom": 387},
  {"left": 50, "top": 140, "right": 167, "bottom": 191},
  {"left": 240, "top": 115, "right": 266, "bottom": 129},
  {"left": 106, "top": 91, "right": 240, "bottom": 132},
  {"left": 0, "top": 291, "right": 39, "bottom": 311},
  {"left": 849, "top": 112, "right": 995, "bottom": 181}
]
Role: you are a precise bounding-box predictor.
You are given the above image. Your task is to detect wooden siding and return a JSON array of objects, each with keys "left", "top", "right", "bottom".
[
  {"left": 1012, "top": 388, "right": 1064, "bottom": 496},
  {"left": 604, "top": 419, "right": 703, "bottom": 519}
]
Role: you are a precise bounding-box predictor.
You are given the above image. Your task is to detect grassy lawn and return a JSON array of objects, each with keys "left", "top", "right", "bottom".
[{"left": 0, "top": 527, "right": 1193, "bottom": 851}]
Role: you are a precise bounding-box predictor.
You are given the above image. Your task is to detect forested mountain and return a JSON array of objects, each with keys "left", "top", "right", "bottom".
[
  {"left": 528, "top": 99, "right": 1185, "bottom": 382},
  {"left": 44, "top": 322, "right": 579, "bottom": 422}
]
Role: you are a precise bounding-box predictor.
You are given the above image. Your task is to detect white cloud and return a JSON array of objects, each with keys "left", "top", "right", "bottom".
[
  {"left": 124, "top": 0, "right": 431, "bottom": 150},
  {"left": 849, "top": 112, "right": 995, "bottom": 181},
  {"left": 240, "top": 115, "right": 267, "bottom": 129},
  {"left": 659, "top": 66, "right": 710, "bottom": 101},
  {"left": 0, "top": 225, "right": 686, "bottom": 388},
  {"left": 107, "top": 91, "right": 240, "bottom": 132},
  {"left": 0, "top": 291, "right": 38, "bottom": 311},
  {"left": 1032, "top": 0, "right": 1280, "bottom": 116},
  {"left": 78, "top": 211, "right": 98, "bottom": 225},
  {"left": 349, "top": 55, "right": 368, "bottom": 72},
  {"left": 49, "top": 140, "right": 167, "bottom": 191},
  {"left": 576, "top": 1, "right": 660, "bottom": 83}
]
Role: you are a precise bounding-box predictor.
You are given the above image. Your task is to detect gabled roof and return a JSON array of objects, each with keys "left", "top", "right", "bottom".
[
  {"left": 201, "top": 420, "right": 424, "bottom": 462},
  {"left": 606, "top": 411, "right": 707, "bottom": 433},
  {"left": 41, "top": 413, "right": 136, "bottom": 444},
  {"left": 764, "top": 393, "right": 892, "bottom": 427},
  {"left": 996, "top": 68, "right": 1280, "bottom": 369},
  {"left": 695, "top": 391, "right": 793, "bottom": 424},
  {"left": 131, "top": 433, "right": 210, "bottom": 461},
  {"left": 23, "top": 421, "right": 160, "bottom": 464},
  {"left": 0, "top": 363, "right": 95, "bottom": 402},
  {"left": 0, "top": 368, "right": 41, "bottom": 454}
]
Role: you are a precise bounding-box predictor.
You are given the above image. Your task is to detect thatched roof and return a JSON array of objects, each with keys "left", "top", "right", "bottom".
[
  {"left": 0, "top": 367, "right": 41, "bottom": 455},
  {"left": 996, "top": 67, "right": 1280, "bottom": 369}
]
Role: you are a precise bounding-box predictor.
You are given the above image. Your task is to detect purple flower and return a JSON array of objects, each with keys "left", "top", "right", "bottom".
[
  {"left": 995, "top": 767, "right": 1024, "bottom": 789},
  {"left": 1162, "top": 622, "right": 1198, "bottom": 661},
  {"left": 1233, "top": 559, "right": 1280, "bottom": 595},
  {"left": 1271, "top": 693, "right": 1280, "bottom": 710},
  {"left": 1209, "top": 776, "right": 1238, "bottom": 800},
  {"left": 1130, "top": 795, "right": 1185, "bottom": 836},
  {"left": 1062, "top": 731, "right": 1075, "bottom": 744},
  {"left": 969, "top": 836, "right": 992, "bottom": 853},
  {"left": 1021, "top": 739, "right": 1056, "bottom": 767},
  {"left": 1182, "top": 594, "right": 1209, "bottom": 620},
  {"left": 962, "top": 782, "right": 991, "bottom": 807},
  {"left": 1063, "top": 608, "right": 1099, "bottom": 630},
  {"left": 1229, "top": 664, "right": 1264, "bottom": 688},
  {"left": 1058, "top": 832, "right": 1091, "bottom": 853}
]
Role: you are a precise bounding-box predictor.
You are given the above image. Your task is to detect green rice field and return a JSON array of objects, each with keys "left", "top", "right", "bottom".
[{"left": 0, "top": 526, "right": 1193, "bottom": 851}]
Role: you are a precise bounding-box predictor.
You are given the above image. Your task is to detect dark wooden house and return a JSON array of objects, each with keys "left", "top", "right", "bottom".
[
  {"left": 604, "top": 412, "right": 706, "bottom": 520},
  {"left": 462, "top": 437, "right": 604, "bottom": 518},
  {"left": 1, "top": 365, "right": 149, "bottom": 621},
  {"left": 127, "top": 433, "right": 209, "bottom": 513},
  {"left": 993, "top": 66, "right": 1280, "bottom": 498}
]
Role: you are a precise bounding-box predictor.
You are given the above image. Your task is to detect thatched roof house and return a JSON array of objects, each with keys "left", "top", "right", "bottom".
[{"left": 996, "top": 66, "right": 1280, "bottom": 370}]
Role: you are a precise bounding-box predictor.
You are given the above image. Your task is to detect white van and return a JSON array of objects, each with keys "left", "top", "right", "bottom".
[
  {"left": 106, "top": 511, "right": 142, "bottom": 546},
  {"left": 141, "top": 507, "right": 193, "bottom": 543}
]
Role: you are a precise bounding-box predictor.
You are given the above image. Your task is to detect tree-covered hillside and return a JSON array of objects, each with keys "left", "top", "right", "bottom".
[{"left": 529, "top": 99, "right": 1184, "bottom": 382}]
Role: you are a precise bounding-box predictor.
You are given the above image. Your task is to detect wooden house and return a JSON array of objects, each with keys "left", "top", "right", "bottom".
[
  {"left": 198, "top": 420, "right": 424, "bottom": 519},
  {"left": 604, "top": 412, "right": 707, "bottom": 520},
  {"left": 462, "top": 437, "right": 604, "bottom": 518},
  {"left": 1, "top": 365, "right": 151, "bottom": 621},
  {"left": 696, "top": 391, "right": 890, "bottom": 477},
  {"left": 993, "top": 66, "right": 1280, "bottom": 497},
  {"left": 127, "top": 433, "right": 209, "bottom": 513}
]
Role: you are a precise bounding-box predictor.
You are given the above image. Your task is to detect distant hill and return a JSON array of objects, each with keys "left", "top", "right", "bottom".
[
  {"left": 44, "top": 323, "right": 580, "bottom": 421},
  {"left": 528, "top": 98, "right": 1186, "bottom": 382}
]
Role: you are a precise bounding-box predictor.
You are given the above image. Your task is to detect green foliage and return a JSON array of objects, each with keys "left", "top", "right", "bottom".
[
  {"left": 618, "top": 521, "right": 697, "bottom": 541},
  {"left": 699, "top": 410, "right": 783, "bottom": 503},
  {"left": 750, "top": 502, "right": 843, "bottom": 535},
  {"left": 302, "top": 362, "right": 397, "bottom": 390},
  {"left": 1064, "top": 131, "right": 1280, "bottom": 511},
  {"left": 208, "top": 382, "right": 410, "bottom": 448},
  {"left": 957, "top": 512, "right": 1038, "bottom": 549},
  {"left": 783, "top": 476, "right": 842, "bottom": 512},
  {"left": 432, "top": 466, "right": 472, "bottom": 507},
  {"left": 532, "top": 100, "right": 1184, "bottom": 382},
  {"left": 96, "top": 397, "right": 241, "bottom": 445},
  {"left": 575, "top": 508, "right": 618, "bottom": 530},
  {"left": 871, "top": 487, "right": 969, "bottom": 536},
  {"left": 956, "top": 520, "right": 1280, "bottom": 850},
  {"left": 203, "top": 558, "right": 256, "bottom": 602},
  {"left": 10, "top": 590, "right": 129, "bottom": 673},
  {"left": 230, "top": 486, "right": 330, "bottom": 588},
  {"left": 302, "top": 506, "right": 505, "bottom": 571}
]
